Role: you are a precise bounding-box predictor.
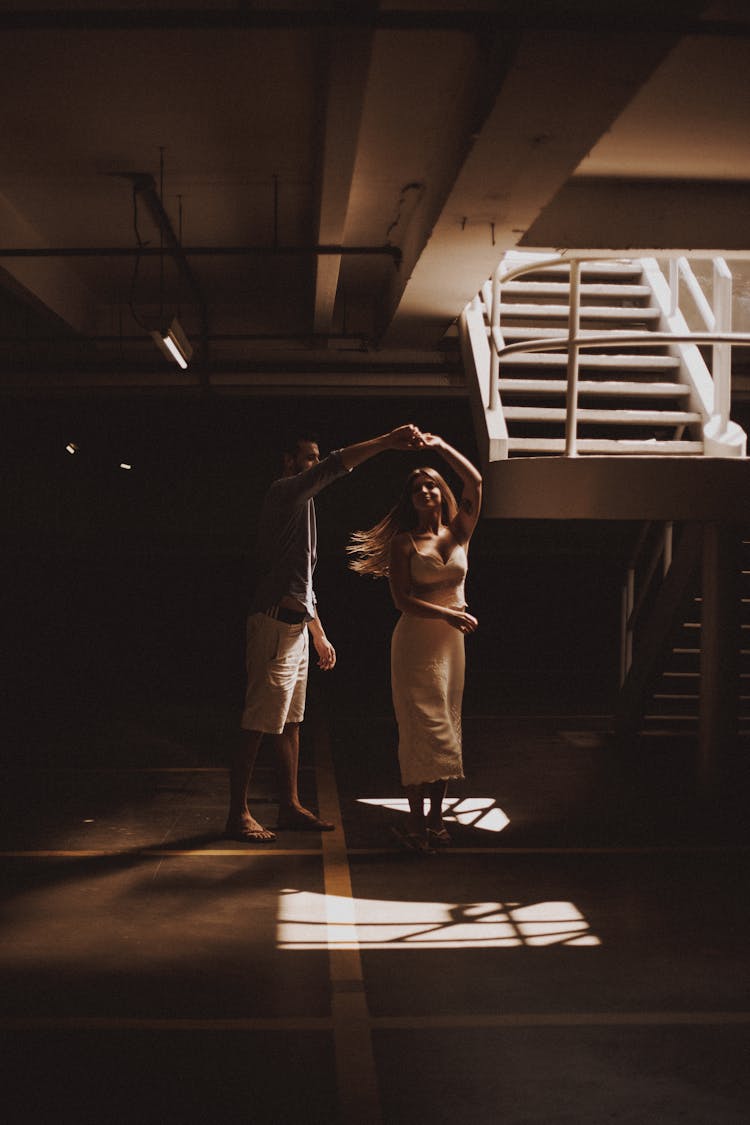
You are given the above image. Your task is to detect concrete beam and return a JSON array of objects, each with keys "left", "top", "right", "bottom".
[
  {"left": 382, "top": 25, "right": 692, "bottom": 348},
  {"left": 481, "top": 456, "right": 750, "bottom": 521},
  {"left": 0, "top": 192, "right": 95, "bottom": 334},
  {"left": 523, "top": 176, "right": 750, "bottom": 254},
  {"left": 313, "top": 23, "right": 374, "bottom": 335}
]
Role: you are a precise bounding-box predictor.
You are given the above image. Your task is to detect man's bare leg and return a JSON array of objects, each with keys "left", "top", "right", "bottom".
[
  {"left": 225, "top": 729, "right": 277, "bottom": 841},
  {"left": 273, "top": 721, "right": 334, "bottom": 830}
]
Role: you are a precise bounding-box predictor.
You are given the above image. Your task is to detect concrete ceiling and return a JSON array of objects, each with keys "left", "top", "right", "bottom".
[{"left": 1, "top": 1, "right": 749, "bottom": 394}]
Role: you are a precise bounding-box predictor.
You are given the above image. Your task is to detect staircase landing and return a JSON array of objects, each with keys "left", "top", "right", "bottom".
[{"left": 482, "top": 455, "right": 750, "bottom": 520}]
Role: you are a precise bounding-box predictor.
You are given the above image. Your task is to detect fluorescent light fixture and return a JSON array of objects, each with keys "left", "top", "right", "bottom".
[
  {"left": 150, "top": 316, "right": 193, "bottom": 369},
  {"left": 65, "top": 442, "right": 79, "bottom": 455}
]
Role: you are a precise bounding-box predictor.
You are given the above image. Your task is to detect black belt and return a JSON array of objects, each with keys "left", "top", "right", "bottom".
[{"left": 265, "top": 604, "right": 307, "bottom": 625}]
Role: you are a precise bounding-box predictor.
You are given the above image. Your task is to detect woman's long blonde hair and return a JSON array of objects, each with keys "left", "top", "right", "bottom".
[{"left": 347, "top": 467, "right": 458, "bottom": 578}]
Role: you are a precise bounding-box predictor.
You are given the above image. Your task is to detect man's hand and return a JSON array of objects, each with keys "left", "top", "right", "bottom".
[
  {"left": 312, "top": 632, "right": 336, "bottom": 671},
  {"left": 387, "top": 424, "right": 425, "bottom": 450}
]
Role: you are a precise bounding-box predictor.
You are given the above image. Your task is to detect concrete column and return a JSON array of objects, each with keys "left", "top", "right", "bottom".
[{"left": 698, "top": 522, "right": 741, "bottom": 795}]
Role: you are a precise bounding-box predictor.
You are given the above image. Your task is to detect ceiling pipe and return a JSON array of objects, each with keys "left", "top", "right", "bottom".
[
  {"left": 127, "top": 173, "right": 207, "bottom": 317},
  {"left": 0, "top": 244, "right": 403, "bottom": 263},
  {"left": 0, "top": 9, "right": 742, "bottom": 37}
]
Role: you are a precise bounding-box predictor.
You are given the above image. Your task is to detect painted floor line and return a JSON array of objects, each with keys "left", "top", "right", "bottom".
[
  {"left": 0, "top": 1016, "right": 333, "bottom": 1032},
  {"left": 2, "top": 1011, "right": 747, "bottom": 1033},
  {"left": 371, "top": 1011, "right": 750, "bottom": 1029},
  {"left": 0, "top": 765, "right": 314, "bottom": 775},
  {"left": 1, "top": 843, "right": 747, "bottom": 858},
  {"left": 0, "top": 848, "right": 323, "bottom": 858},
  {"left": 313, "top": 708, "right": 382, "bottom": 1125},
  {"left": 347, "top": 843, "right": 750, "bottom": 856}
]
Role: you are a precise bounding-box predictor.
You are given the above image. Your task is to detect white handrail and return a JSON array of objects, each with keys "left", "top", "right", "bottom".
[
  {"left": 564, "top": 260, "right": 581, "bottom": 457},
  {"left": 491, "top": 329, "right": 750, "bottom": 359},
  {"left": 672, "top": 257, "right": 716, "bottom": 330},
  {"left": 488, "top": 267, "right": 501, "bottom": 411},
  {"left": 713, "top": 258, "right": 732, "bottom": 431}
]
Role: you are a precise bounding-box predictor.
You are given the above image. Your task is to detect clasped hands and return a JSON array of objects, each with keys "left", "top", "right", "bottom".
[{"left": 388, "top": 424, "right": 443, "bottom": 451}]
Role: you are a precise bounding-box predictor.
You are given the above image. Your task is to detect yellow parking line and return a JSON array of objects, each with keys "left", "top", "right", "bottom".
[{"left": 313, "top": 710, "right": 382, "bottom": 1125}]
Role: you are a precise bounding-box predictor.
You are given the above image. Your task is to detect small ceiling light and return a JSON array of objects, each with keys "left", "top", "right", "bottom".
[
  {"left": 65, "top": 442, "right": 80, "bottom": 455},
  {"left": 150, "top": 316, "right": 193, "bottom": 370},
  {"left": 119, "top": 463, "right": 132, "bottom": 471}
]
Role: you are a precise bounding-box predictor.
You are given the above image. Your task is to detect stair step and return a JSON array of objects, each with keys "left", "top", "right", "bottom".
[
  {"left": 652, "top": 688, "right": 701, "bottom": 697},
  {"left": 499, "top": 352, "right": 679, "bottom": 370},
  {"left": 507, "top": 437, "right": 704, "bottom": 454},
  {"left": 497, "top": 303, "right": 661, "bottom": 321},
  {"left": 513, "top": 261, "right": 643, "bottom": 280},
  {"left": 643, "top": 715, "right": 701, "bottom": 724},
  {"left": 502, "top": 281, "right": 651, "bottom": 300},
  {"left": 499, "top": 380, "right": 690, "bottom": 398},
  {"left": 503, "top": 407, "right": 701, "bottom": 425},
  {"left": 494, "top": 325, "right": 667, "bottom": 343}
]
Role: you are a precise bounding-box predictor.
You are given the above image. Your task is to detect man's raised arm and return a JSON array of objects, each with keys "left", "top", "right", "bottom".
[{"left": 339, "top": 424, "right": 423, "bottom": 471}]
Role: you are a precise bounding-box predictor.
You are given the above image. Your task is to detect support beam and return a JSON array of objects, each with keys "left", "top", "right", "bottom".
[
  {"left": 698, "top": 523, "right": 741, "bottom": 795},
  {"left": 0, "top": 193, "right": 94, "bottom": 334},
  {"left": 524, "top": 177, "right": 750, "bottom": 253},
  {"left": 313, "top": 18, "right": 374, "bottom": 335},
  {"left": 382, "top": 22, "right": 700, "bottom": 347}
]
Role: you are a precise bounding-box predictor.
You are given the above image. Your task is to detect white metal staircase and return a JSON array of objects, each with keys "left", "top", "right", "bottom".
[
  {"left": 492, "top": 259, "right": 704, "bottom": 456},
  {"left": 617, "top": 521, "right": 750, "bottom": 746},
  {"left": 459, "top": 252, "right": 750, "bottom": 521},
  {"left": 461, "top": 252, "right": 749, "bottom": 464}
]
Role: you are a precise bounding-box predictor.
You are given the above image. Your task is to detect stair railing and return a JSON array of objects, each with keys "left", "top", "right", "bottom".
[
  {"left": 668, "top": 257, "right": 732, "bottom": 433},
  {"left": 480, "top": 254, "right": 750, "bottom": 457},
  {"left": 620, "top": 521, "right": 674, "bottom": 686}
]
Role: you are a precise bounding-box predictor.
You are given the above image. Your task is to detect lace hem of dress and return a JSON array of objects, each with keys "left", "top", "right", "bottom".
[{"left": 401, "top": 771, "right": 465, "bottom": 787}]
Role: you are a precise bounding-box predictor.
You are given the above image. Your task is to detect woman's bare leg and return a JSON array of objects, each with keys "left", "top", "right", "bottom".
[
  {"left": 426, "top": 780, "right": 447, "bottom": 832},
  {"left": 405, "top": 784, "right": 427, "bottom": 836}
]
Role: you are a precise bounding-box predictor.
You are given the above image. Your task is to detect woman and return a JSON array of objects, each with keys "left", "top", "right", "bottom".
[{"left": 348, "top": 433, "right": 482, "bottom": 853}]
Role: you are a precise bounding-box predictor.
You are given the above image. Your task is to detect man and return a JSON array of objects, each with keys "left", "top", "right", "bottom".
[{"left": 225, "top": 423, "right": 424, "bottom": 841}]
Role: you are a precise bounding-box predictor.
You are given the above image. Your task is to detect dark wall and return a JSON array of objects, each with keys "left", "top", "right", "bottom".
[{"left": 1, "top": 394, "right": 624, "bottom": 756}]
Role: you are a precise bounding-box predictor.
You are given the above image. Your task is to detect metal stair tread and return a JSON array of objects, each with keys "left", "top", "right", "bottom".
[
  {"left": 503, "top": 406, "right": 701, "bottom": 424},
  {"left": 497, "top": 302, "right": 661, "bottom": 320},
  {"left": 498, "top": 379, "right": 690, "bottom": 397},
  {"left": 490, "top": 325, "right": 665, "bottom": 342},
  {"left": 506, "top": 437, "right": 704, "bottom": 454},
  {"left": 502, "top": 281, "right": 651, "bottom": 299},
  {"left": 497, "top": 352, "right": 679, "bottom": 369},
  {"left": 520, "top": 262, "right": 644, "bottom": 279}
]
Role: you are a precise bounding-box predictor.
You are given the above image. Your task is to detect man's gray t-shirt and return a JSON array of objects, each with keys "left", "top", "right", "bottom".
[{"left": 249, "top": 451, "right": 349, "bottom": 621}]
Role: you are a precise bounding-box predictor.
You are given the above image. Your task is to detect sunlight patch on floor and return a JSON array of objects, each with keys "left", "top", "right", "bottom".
[
  {"left": 278, "top": 890, "right": 601, "bottom": 950},
  {"left": 357, "top": 797, "right": 510, "bottom": 833}
]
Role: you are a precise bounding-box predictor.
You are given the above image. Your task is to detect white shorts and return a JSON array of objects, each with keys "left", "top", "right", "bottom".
[{"left": 241, "top": 612, "right": 309, "bottom": 734}]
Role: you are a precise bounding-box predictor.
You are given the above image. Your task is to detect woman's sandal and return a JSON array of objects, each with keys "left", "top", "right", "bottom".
[{"left": 391, "top": 825, "right": 436, "bottom": 855}]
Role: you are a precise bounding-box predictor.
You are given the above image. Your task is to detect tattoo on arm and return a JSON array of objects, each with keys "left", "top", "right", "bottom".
[{"left": 461, "top": 498, "right": 474, "bottom": 515}]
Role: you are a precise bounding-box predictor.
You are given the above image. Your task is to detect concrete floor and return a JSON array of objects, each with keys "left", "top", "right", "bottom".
[{"left": 1, "top": 683, "right": 749, "bottom": 1125}]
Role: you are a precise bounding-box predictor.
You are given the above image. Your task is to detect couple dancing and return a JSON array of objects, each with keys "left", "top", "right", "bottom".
[{"left": 225, "top": 422, "right": 482, "bottom": 855}]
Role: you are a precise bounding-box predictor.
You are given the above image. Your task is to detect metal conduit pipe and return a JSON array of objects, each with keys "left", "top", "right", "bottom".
[
  {"left": 0, "top": 245, "right": 403, "bottom": 262},
  {"left": 129, "top": 174, "right": 206, "bottom": 319},
  {"left": 0, "top": 10, "right": 746, "bottom": 37}
]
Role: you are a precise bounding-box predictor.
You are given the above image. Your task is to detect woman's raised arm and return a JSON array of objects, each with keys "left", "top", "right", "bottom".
[{"left": 421, "top": 434, "right": 482, "bottom": 542}]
